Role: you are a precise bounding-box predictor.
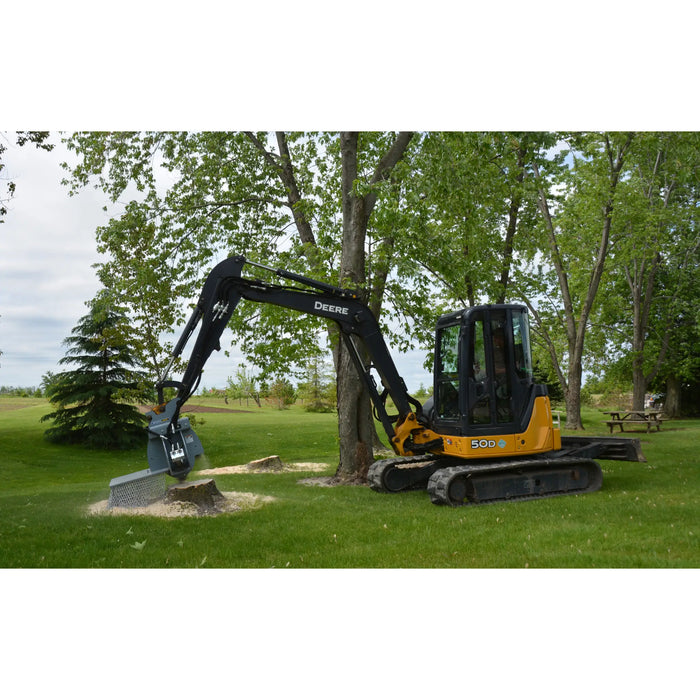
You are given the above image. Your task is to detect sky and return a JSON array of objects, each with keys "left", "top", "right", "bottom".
[
  {"left": 0, "top": 137, "right": 434, "bottom": 393},
  {"left": 1, "top": 138, "right": 106, "bottom": 388}
]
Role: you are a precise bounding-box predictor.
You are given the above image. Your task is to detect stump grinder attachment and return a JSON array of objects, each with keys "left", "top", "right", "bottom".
[{"left": 108, "top": 398, "right": 203, "bottom": 508}]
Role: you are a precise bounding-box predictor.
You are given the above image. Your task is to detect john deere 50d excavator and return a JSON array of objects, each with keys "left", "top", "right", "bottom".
[{"left": 109, "top": 254, "right": 645, "bottom": 508}]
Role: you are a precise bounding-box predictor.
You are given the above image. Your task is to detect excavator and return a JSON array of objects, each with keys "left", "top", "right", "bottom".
[{"left": 108, "top": 254, "right": 645, "bottom": 508}]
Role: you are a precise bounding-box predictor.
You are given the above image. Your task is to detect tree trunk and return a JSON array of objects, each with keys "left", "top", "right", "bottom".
[
  {"left": 335, "top": 343, "right": 375, "bottom": 480},
  {"left": 496, "top": 139, "right": 526, "bottom": 304},
  {"left": 664, "top": 376, "right": 681, "bottom": 417},
  {"left": 631, "top": 368, "right": 647, "bottom": 412},
  {"left": 533, "top": 134, "right": 633, "bottom": 430},
  {"left": 334, "top": 131, "right": 413, "bottom": 480},
  {"left": 565, "top": 357, "right": 585, "bottom": 430}
]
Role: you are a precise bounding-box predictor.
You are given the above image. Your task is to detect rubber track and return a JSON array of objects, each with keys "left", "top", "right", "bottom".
[
  {"left": 368, "top": 455, "right": 446, "bottom": 493},
  {"left": 427, "top": 457, "right": 603, "bottom": 506}
]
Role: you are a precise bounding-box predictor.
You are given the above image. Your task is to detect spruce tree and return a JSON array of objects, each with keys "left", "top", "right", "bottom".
[{"left": 42, "top": 292, "right": 149, "bottom": 449}]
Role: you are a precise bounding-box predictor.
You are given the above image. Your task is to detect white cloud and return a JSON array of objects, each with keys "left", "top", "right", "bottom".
[{"left": 0, "top": 138, "right": 108, "bottom": 386}]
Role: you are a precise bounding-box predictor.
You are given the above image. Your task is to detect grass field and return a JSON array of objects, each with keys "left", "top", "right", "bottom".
[{"left": 0, "top": 396, "right": 697, "bottom": 569}]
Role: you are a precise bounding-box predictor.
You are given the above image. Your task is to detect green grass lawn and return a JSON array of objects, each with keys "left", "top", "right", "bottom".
[{"left": 0, "top": 397, "right": 697, "bottom": 568}]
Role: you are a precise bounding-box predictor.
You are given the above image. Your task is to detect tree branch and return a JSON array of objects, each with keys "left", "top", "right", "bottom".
[{"left": 363, "top": 132, "right": 414, "bottom": 226}]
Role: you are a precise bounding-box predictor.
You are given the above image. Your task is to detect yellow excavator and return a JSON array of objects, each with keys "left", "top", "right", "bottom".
[{"left": 109, "top": 254, "right": 645, "bottom": 508}]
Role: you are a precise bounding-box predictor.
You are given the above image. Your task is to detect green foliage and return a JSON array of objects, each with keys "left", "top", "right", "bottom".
[
  {"left": 41, "top": 292, "right": 149, "bottom": 449},
  {"left": 61, "top": 130, "right": 700, "bottom": 429},
  {"left": 297, "top": 357, "right": 336, "bottom": 412},
  {"left": 593, "top": 132, "right": 700, "bottom": 406},
  {"left": 61, "top": 132, "right": 431, "bottom": 382},
  {"left": 411, "top": 383, "right": 432, "bottom": 401},
  {"left": 226, "top": 364, "right": 261, "bottom": 406},
  {"left": 268, "top": 377, "right": 296, "bottom": 410},
  {"left": 532, "top": 358, "right": 564, "bottom": 402}
]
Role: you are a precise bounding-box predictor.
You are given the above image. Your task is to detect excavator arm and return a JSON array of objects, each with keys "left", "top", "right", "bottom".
[{"left": 145, "top": 255, "right": 430, "bottom": 479}]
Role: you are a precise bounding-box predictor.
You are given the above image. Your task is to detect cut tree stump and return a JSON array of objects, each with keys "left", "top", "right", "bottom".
[
  {"left": 247, "top": 455, "right": 285, "bottom": 471},
  {"left": 165, "top": 478, "right": 224, "bottom": 511}
]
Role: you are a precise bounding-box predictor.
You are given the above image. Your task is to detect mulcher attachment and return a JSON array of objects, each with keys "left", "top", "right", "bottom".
[
  {"left": 144, "top": 398, "right": 203, "bottom": 480},
  {"left": 108, "top": 398, "right": 204, "bottom": 508},
  {"left": 108, "top": 469, "right": 168, "bottom": 509}
]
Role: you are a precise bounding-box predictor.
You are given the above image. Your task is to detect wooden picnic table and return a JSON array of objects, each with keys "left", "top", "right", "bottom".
[{"left": 602, "top": 410, "right": 664, "bottom": 433}]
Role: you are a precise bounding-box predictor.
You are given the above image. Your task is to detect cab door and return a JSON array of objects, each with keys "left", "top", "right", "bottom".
[{"left": 464, "top": 306, "right": 534, "bottom": 434}]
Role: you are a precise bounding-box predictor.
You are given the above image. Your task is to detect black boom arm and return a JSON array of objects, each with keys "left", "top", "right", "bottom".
[{"left": 154, "top": 255, "right": 424, "bottom": 445}]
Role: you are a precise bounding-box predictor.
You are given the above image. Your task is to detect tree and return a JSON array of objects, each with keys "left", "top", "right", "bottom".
[
  {"left": 333, "top": 132, "right": 414, "bottom": 477},
  {"left": 269, "top": 377, "right": 296, "bottom": 409},
  {"left": 41, "top": 292, "right": 149, "bottom": 449},
  {"left": 520, "top": 132, "right": 635, "bottom": 429},
  {"left": 92, "top": 202, "right": 194, "bottom": 383},
  {"left": 602, "top": 133, "right": 700, "bottom": 411},
  {"left": 226, "top": 364, "right": 261, "bottom": 407},
  {"left": 413, "top": 132, "right": 547, "bottom": 307},
  {"left": 298, "top": 356, "right": 336, "bottom": 413},
  {"left": 62, "top": 131, "right": 414, "bottom": 480}
]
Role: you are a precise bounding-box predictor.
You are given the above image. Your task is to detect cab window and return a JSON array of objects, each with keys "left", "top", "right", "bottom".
[{"left": 436, "top": 324, "right": 460, "bottom": 419}]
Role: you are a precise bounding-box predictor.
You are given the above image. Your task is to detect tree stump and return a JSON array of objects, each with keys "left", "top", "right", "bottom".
[
  {"left": 247, "top": 455, "right": 285, "bottom": 471},
  {"left": 165, "top": 478, "right": 224, "bottom": 511}
]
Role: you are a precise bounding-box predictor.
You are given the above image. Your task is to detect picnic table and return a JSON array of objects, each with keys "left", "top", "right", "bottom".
[{"left": 603, "top": 410, "right": 664, "bottom": 433}]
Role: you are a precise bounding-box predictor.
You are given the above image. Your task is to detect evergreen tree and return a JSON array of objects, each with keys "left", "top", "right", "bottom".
[
  {"left": 298, "top": 357, "right": 336, "bottom": 413},
  {"left": 41, "top": 292, "right": 148, "bottom": 449}
]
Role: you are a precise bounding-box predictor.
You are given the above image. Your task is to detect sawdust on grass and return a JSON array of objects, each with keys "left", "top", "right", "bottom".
[
  {"left": 88, "top": 459, "right": 338, "bottom": 518},
  {"left": 88, "top": 491, "right": 276, "bottom": 518},
  {"left": 196, "top": 461, "right": 329, "bottom": 475}
]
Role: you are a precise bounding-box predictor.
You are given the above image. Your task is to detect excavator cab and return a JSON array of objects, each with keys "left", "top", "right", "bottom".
[
  {"left": 433, "top": 305, "right": 538, "bottom": 435},
  {"left": 412, "top": 304, "right": 560, "bottom": 464}
]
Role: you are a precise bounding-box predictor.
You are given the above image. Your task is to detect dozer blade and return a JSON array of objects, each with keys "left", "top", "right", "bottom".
[{"left": 559, "top": 435, "right": 646, "bottom": 462}]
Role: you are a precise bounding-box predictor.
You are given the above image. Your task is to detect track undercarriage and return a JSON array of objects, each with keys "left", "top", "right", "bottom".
[{"left": 368, "top": 436, "right": 645, "bottom": 506}]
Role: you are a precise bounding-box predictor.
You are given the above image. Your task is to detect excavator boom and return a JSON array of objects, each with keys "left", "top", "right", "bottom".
[{"left": 144, "top": 255, "right": 426, "bottom": 480}]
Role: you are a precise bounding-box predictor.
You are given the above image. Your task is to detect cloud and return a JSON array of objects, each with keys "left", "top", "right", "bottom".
[{"left": 1, "top": 138, "right": 107, "bottom": 386}]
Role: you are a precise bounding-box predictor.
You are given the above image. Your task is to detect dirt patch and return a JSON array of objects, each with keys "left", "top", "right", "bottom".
[
  {"left": 298, "top": 476, "right": 366, "bottom": 487},
  {"left": 137, "top": 404, "right": 252, "bottom": 414},
  {"left": 197, "top": 461, "right": 330, "bottom": 475},
  {"left": 0, "top": 400, "right": 44, "bottom": 412},
  {"left": 87, "top": 490, "right": 275, "bottom": 518}
]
